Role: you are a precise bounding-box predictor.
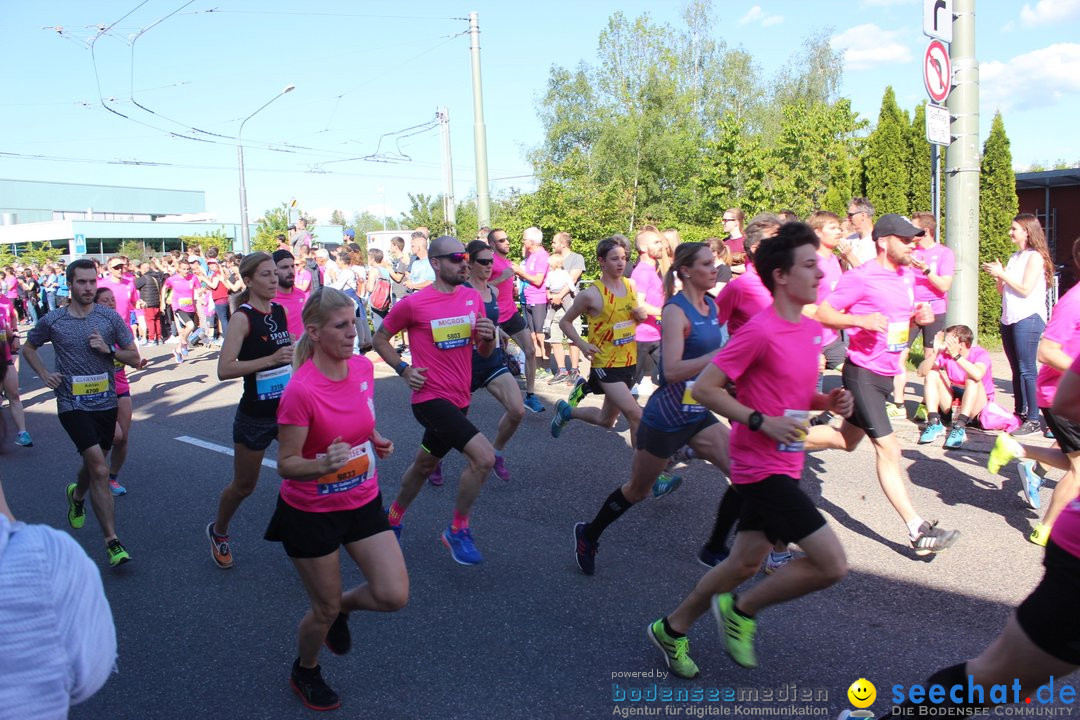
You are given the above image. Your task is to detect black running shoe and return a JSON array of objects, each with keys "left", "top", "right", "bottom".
[
  {"left": 324, "top": 613, "right": 351, "bottom": 656},
  {"left": 290, "top": 660, "right": 341, "bottom": 711},
  {"left": 910, "top": 521, "right": 960, "bottom": 556},
  {"left": 574, "top": 522, "right": 598, "bottom": 576}
]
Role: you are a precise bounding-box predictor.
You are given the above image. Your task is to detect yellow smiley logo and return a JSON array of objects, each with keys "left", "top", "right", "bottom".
[{"left": 847, "top": 678, "right": 876, "bottom": 709}]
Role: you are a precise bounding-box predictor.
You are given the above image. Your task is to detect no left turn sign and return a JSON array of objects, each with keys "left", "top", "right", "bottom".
[{"left": 923, "top": 40, "right": 952, "bottom": 104}]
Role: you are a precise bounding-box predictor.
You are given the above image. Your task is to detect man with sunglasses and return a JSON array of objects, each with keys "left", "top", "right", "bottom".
[
  {"left": 98, "top": 257, "right": 139, "bottom": 342},
  {"left": 489, "top": 228, "right": 544, "bottom": 413},
  {"left": 839, "top": 197, "right": 876, "bottom": 270},
  {"left": 721, "top": 209, "right": 747, "bottom": 275},
  {"left": 807, "top": 214, "right": 960, "bottom": 555},
  {"left": 374, "top": 236, "right": 498, "bottom": 566}
]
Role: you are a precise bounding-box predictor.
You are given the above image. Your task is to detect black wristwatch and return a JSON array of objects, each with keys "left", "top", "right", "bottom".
[
  {"left": 395, "top": 361, "right": 409, "bottom": 376},
  {"left": 923, "top": 267, "right": 932, "bottom": 276},
  {"left": 747, "top": 411, "right": 764, "bottom": 432}
]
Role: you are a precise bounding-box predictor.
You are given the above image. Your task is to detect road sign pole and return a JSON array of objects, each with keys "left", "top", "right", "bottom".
[
  {"left": 932, "top": 144, "right": 940, "bottom": 230},
  {"left": 944, "top": 0, "right": 979, "bottom": 331}
]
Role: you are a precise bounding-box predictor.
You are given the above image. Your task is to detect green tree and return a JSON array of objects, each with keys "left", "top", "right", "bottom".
[
  {"left": 330, "top": 209, "right": 347, "bottom": 227},
  {"left": 978, "top": 112, "right": 1019, "bottom": 338},
  {"left": 907, "top": 102, "right": 934, "bottom": 214},
  {"left": 117, "top": 240, "right": 149, "bottom": 262},
  {"left": 862, "top": 87, "right": 912, "bottom": 215},
  {"left": 253, "top": 203, "right": 292, "bottom": 253},
  {"left": 399, "top": 193, "right": 450, "bottom": 235},
  {"left": 20, "top": 242, "right": 63, "bottom": 266},
  {"left": 178, "top": 228, "right": 232, "bottom": 254}
]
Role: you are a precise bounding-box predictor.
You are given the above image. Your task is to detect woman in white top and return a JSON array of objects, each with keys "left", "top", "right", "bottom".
[{"left": 982, "top": 213, "right": 1055, "bottom": 436}]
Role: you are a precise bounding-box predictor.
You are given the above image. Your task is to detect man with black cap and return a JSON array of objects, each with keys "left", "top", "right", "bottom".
[
  {"left": 807, "top": 214, "right": 960, "bottom": 555},
  {"left": 272, "top": 250, "right": 308, "bottom": 340}
]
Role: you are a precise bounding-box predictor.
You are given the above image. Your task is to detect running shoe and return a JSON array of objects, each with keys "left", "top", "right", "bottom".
[
  {"left": 1029, "top": 523, "right": 1051, "bottom": 547},
  {"left": 173, "top": 347, "right": 183, "bottom": 363},
  {"left": 109, "top": 478, "right": 127, "bottom": 496},
  {"left": 564, "top": 369, "right": 580, "bottom": 387},
  {"left": 428, "top": 462, "right": 443, "bottom": 486},
  {"left": 1018, "top": 460, "right": 1042, "bottom": 509},
  {"left": 886, "top": 401, "right": 905, "bottom": 419},
  {"left": 567, "top": 376, "right": 589, "bottom": 407},
  {"left": 913, "top": 403, "right": 928, "bottom": 422},
  {"left": 1013, "top": 419, "right": 1041, "bottom": 436},
  {"left": 66, "top": 483, "right": 85, "bottom": 530},
  {"left": 918, "top": 422, "right": 946, "bottom": 445},
  {"left": 290, "top": 660, "right": 341, "bottom": 712},
  {"left": 550, "top": 400, "right": 572, "bottom": 439},
  {"left": 14, "top": 430, "right": 32, "bottom": 447},
  {"left": 651, "top": 473, "right": 683, "bottom": 499},
  {"left": 385, "top": 509, "right": 402, "bottom": 541},
  {"left": 647, "top": 619, "right": 700, "bottom": 679},
  {"left": 944, "top": 426, "right": 966, "bottom": 449},
  {"left": 987, "top": 433, "right": 1023, "bottom": 474},
  {"left": 670, "top": 445, "right": 696, "bottom": 466},
  {"left": 630, "top": 384, "right": 639, "bottom": 398},
  {"left": 206, "top": 522, "right": 233, "bottom": 569},
  {"left": 180, "top": 345, "right": 190, "bottom": 358},
  {"left": 324, "top": 613, "right": 351, "bottom": 656},
  {"left": 106, "top": 539, "right": 131, "bottom": 567},
  {"left": 442, "top": 526, "right": 483, "bottom": 565},
  {"left": 763, "top": 551, "right": 792, "bottom": 575},
  {"left": 524, "top": 394, "right": 545, "bottom": 413},
  {"left": 548, "top": 370, "right": 569, "bottom": 384},
  {"left": 910, "top": 520, "right": 960, "bottom": 556},
  {"left": 1045, "top": 428, "right": 1055, "bottom": 440},
  {"left": 574, "top": 522, "right": 597, "bottom": 576},
  {"left": 713, "top": 593, "right": 758, "bottom": 668},
  {"left": 697, "top": 545, "right": 729, "bottom": 568},
  {"left": 492, "top": 455, "right": 510, "bottom": 482}
]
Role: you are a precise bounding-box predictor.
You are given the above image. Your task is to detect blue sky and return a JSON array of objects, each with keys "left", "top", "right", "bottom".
[{"left": 2, "top": 0, "right": 1078, "bottom": 226}]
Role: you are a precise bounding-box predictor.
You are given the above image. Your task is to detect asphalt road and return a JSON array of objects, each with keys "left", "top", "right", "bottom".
[{"left": 3, "top": 341, "right": 1077, "bottom": 720}]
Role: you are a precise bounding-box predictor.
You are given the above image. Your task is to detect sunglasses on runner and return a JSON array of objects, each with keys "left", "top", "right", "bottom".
[
  {"left": 470, "top": 257, "right": 493, "bottom": 266},
  {"left": 433, "top": 252, "right": 467, "bottom": 263}
]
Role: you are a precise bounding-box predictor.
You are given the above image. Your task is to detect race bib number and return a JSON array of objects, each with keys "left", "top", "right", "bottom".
[
  {"left": 681, "top": 380, "right": 705, "bottom": 414},
  {"left": 778, "top": 409, "right": 810, "bottom": 453},
  {"left": 72, "top": 373, "right": 108, "bottom": 397},
  {"left": 612, "top": 319, "right": 636, "bottom": 346},
  {"left": 432, "top": 314, "right": 472, "bottom": 350},
  {"left": 315, "top": 441, "right": 374, "bottom": 495},
  {"left": 255, "top": 365, "right": 292, "bottom": 401},
  {"left": 179, "top": 297, "right": 195, "bottom": 311},
  {"left": 886, "top": 321, "right": 909, "bottom": 353}
]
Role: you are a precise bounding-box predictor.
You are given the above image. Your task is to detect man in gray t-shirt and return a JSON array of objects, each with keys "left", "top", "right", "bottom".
[{"left": 21, "top": 259, "right": 143, "bottom": 568}]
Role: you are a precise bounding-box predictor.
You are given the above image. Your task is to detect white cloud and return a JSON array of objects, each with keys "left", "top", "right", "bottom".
[
  {"left": 1020, "top": 0, "right": 1080, "bottom": 26},
  {"left": 738, "top": 5, "right": 783, "bottom": 27},
  {"left": 981, "top": 43, "right": 1080, "bottom": 112},
  {"left": 831, "top": 24, "right": 913, "bottom": 71}
]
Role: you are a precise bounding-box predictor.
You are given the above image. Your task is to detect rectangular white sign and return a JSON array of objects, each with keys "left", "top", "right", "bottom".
[
  {"left": 926, "top": 103, "right": 951, "bottom": 146},
  {"left": 924, "top": 0, "right": 953, "bottom": 43}
]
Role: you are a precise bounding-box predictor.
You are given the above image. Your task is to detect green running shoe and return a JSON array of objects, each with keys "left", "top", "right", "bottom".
[
  {"left": 567, "top": 376, "right": 589, "bottom": 408},
  {"left": 651, "top": 473, "right": 683, "bottom": 499},
  {"left": 647, "top": 619, "right": 699, "bottom": 679},
  {"left": 914, "top": 403, "right": 928, "bottom": 422},
  {"left": 106, "top": 539, "right": 131, "bottom": 567},
  {"left": 66, "top": 483, "right": 85, "bottom": 530},
  {"left": 712, "top": 593, "right": 758, "bottom": 668},
  {"left": 987, "top": 433, "right": 1022, "bottom": 474}
]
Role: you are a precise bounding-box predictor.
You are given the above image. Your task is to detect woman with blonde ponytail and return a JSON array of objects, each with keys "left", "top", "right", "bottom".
[
  {"left": 267, "top": 286, "right": 404, "bottom": 712},
  {"left": 207, "top": 252, "right": 294, "bottom": 570}
]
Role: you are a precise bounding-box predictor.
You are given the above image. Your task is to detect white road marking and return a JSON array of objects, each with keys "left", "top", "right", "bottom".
[{"left": 175, "top": 435, "right": 277, "bottom": 469}]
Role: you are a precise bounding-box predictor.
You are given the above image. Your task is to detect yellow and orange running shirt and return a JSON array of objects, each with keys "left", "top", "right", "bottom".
[{"left": 589, "top": 278, "right": 638, "bottom": 369}]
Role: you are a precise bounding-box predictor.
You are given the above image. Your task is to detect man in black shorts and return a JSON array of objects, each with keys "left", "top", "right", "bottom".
[
  {"left": 489, "top": 229, "right": 545, "bottom": 413},
  {"left": 22, "top": 259, "right": 145, "bottom": 567}
]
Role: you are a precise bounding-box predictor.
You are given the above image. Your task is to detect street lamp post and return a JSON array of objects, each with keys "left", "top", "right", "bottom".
[{"left": 238, "top": 84, "right": 295, "bottom": 254}]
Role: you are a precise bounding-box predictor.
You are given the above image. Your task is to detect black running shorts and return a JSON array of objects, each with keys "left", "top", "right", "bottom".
[
  {"left": 586, "top": 366, "right": 636, "bottom": 395},
  {"left": 637, "top": 414, "right": 718, "bottom": 460},
  {"left": 499, "top": 311, "right": 527, "bottom": 337},
  {"left": 412, "top": 398, "right": 480, "bottom": 459},
  {"left": 174, "top": 310, "right": 195, "bottom": 326},
  {"left": 525, "top": 303, "right": 548, "bottom": 334},
  {"left": 264, "top": 493, "right": 391, "bottom": 559},
  {"left": 909, "top": 313, "right": 947, "bottom": 350},
  {"left": 233, "top": 409, "right": 279, "bottom": 452},
  {"left": 821, "top": 335, "right": 848, "bottom": 371},
  {"left": 1042, "top": 407, "right": 1080, "bottom": 455},
  {"left": 843, "top": 362, "right": 895, "bottom": 439},
  {"left": 59, "top": 408, "right": 118, "bottom": 455},
  {"left": 1016, "top": 539, "right": 1080, "bottom": 664},
  {"left": 735, "top": 474, "right": 827, "bottom": 545}
]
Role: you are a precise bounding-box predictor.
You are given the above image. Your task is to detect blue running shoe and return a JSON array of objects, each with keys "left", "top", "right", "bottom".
[
  {"left": 551, "top": 400, "right": 573, "bottom": 438},
  {"left": 442, "top": 526, "right": 483, "bottom": 565},
  {"left": 918, "top": 422, "right": 946, "bottom": 444},
  {"left": 651, "top": 473, "right": 683, "bottom": 499},
  {"left": 944, "top": 426, "right": 966, "bottom": 449},
  {"left": 698, "top": 545, "right": 729, "bottom": 568},
  {"left": 524, "top": 394, "right": 545, "bottom": 413},
  {"left": 14, "top": 431, "right": 32, "bottom": 447},
  {"left": 109, "top": 478, "right": 127, "bottom": 496},
  {"left": 1018, "top": 460, "right": 1042, "bottom": 509}
]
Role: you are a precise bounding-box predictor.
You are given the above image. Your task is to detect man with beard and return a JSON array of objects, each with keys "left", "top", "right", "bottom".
[
  {"left": 272, "top": 250, "right": 308, "bottom": 340},
  {"left": 373, "top": 236, "right": 497, "bottom": 566}
]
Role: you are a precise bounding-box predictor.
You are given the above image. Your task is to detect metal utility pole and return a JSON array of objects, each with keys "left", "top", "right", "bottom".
[
  {"left": 238, "top": 85, "right": 295, "bottom": 254},
  {"left": 944, "top": 0, "right": 979, "bottom": 330},
  {"left": 468, "top": 11, "right": 491, "bottom": 229},
  {"left": 437, "top": 107, "right": 457, "bottom": 234}
]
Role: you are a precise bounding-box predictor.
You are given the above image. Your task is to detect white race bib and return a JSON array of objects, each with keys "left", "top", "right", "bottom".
[{"left": 255, "top": 365, "right": 291, "bottom": 401}]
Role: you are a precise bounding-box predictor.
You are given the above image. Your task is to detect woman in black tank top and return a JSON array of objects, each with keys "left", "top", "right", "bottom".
[{"left": 206, "top": 252, "right": 295, "bottom": 569}]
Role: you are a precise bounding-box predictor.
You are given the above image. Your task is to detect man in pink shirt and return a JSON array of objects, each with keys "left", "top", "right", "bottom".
[
  {"left": 917, "top": 324, "right": 993, "bottom": 449},
  {"left": 630, "top": 227, "right": 665, "bottom": 391},
  {"left": 714, "top": 215, "right": 782, "bottom": 334},
  {"left": 163, "top": 259, "right": 199, "bottom": 362},
  {"left": 97, "top": 257, "right": 139, "bottom": 330},
  {"left": 489, "top": 228, "right": 543, "bottom": 413},
  {"left": 272, "top": 250, "right": 308, "bottom": 340},
  {"left": 514, "top": 227, "right": 550, "bottom": 406},
  {"left": 374, "top": 235, "right": 497, "bottom": 565},
  {"left": 809, "top": 214, "right": 960, "bottom": 555},
  {"left": 648, "top": 222, "right": 852, "bottom": 675}
]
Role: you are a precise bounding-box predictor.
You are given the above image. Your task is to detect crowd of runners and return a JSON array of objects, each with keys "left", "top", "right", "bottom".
[{"left": 2, "top": 199, "right": 1080, "bottom": 717}]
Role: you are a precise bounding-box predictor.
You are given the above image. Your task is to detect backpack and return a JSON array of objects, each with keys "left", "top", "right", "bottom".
[{"left": 369, "top": 274, "right": 392, "bottom": 312}]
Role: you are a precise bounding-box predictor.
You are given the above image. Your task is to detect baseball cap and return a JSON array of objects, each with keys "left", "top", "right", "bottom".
[
  {"left": 872, "top": 214, "right": 926, "bottom": 241},
  {"left": 343, "top": 228, "right": 355, "bottom": 238}
]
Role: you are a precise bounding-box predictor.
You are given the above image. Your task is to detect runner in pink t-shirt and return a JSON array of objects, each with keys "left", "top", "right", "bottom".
[
  {"left": 648, "top": 222, "right": 852, "bottom": 676},
  {"left": 373, "top": 235, "right": 498, "bottom": 566},
  {"left": 514, "top": 228, "right": 550, "bottom": 402},
  {"left": 488, "top": 229, "right": 541, "bottom": 409},
  {"left": 916, "top": 324, "right": 993, "bottom": 449},
  {"left": 630, "top": 228, "right": 666, "bottom": 390},
  {"left": 714, "top": 264, "right": 773, "bottom": 335},
  {"left": 1, "top": 287, "right": 29, "bottom": 446},
  {"left": 98, "top": 257, "right": 139, "bottom": 327},
  {"left": 272, "top": 250, "right": 309, "bottom": 340},
  {"left": 163, "top": 260, "right": 199, "bottom": 361},
  {"left": 269, "top": 287, "right": 404, "bottom": 712},
  {"left": 810, "top": 214, "right": 960, "bottom": 555}
]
